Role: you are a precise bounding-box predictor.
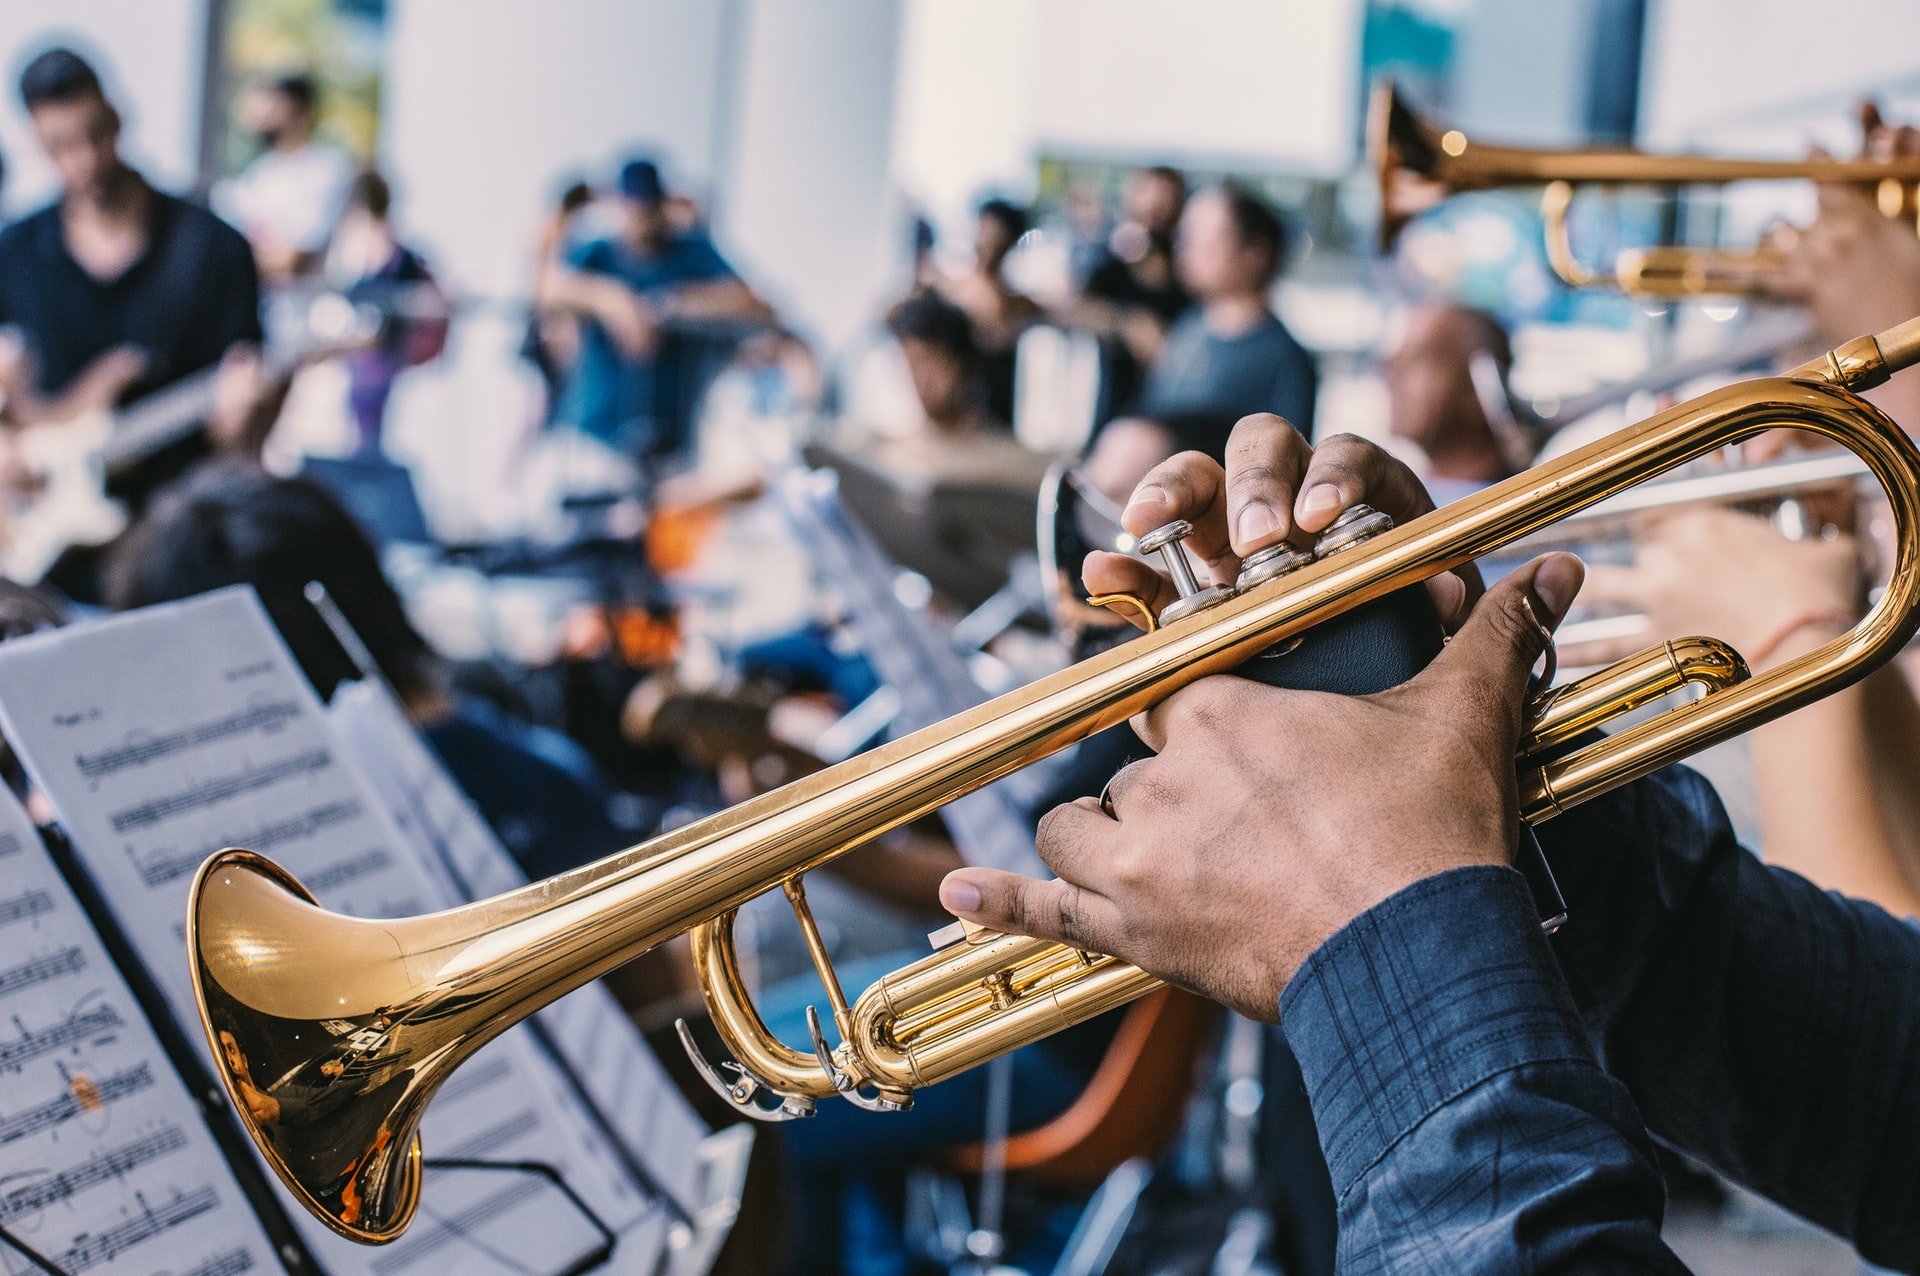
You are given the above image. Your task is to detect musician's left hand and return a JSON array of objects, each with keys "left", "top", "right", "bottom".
[
  {"left": 937, "top": 553, "right": 1583, "bottom": 1020},
  {"left": 1084, "top": 417, "right": 1483, "bottom": 633}
]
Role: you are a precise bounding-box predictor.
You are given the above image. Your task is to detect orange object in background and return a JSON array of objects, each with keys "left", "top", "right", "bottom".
[
  {"left": 561, "top": 603, "right": 680, "bottom": 668},
  {"left": 647, "top": 503, "right": 721, "bottom": 575}
]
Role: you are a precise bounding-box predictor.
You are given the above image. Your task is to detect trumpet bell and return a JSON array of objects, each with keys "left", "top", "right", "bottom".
[{"left": 189, "top": 850, "right": 428, "bottom": 1243}]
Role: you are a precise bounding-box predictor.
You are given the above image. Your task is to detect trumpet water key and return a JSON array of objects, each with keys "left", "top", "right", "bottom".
[{"left": 189, "top": 319, "right": 1920, "bottom": 1243}]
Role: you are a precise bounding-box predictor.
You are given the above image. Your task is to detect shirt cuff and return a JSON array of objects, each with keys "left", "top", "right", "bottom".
[{"left": 1278, "top": 864, "right": 1598, "bottom": 1198}]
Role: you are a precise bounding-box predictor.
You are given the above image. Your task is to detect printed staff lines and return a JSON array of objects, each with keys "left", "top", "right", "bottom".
[
  {"left": 179, "top": 1250, "right": 257, "bottom": 1276},
  {"left": 107, "top": 748, "right": 333, "bottom": 833},
  {"left": 0, "top": 1064, "right": 152, "bottom": 1145},
  {"left": 0, "top": 1124, "right": 190, "bottom": 1222},
  {"left": 0, "top": 1003, "right": 121, "bottom": 1070},
  {"left": 0, "top": 890, "right": 54, "bottom": 929},
  {"left": 0, "top": 947, "right": 86, "bottom": 997},
  {"left": 371, "top": 1176, "right": 549, "bottom": 1276},
  {"left": 52, "top": 1183, "right": 220, "bottom": 1273},
  {"left": 132, "top": 798, "right": 364, "bottom": 888},
  {"left": 0, "top": 832, "right": 19, "bottom": 858},
  {"left": 73, "top": 700, "right": 303, "bottom": 780}
]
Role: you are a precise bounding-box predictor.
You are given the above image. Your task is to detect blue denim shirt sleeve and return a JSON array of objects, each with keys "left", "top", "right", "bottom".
[
  {"left": 1279, "top": 865, "right": 1689, "bottom": 1273},
  {"left": 1540, "top": 763, "right": 1920, "bottom": 1270}
]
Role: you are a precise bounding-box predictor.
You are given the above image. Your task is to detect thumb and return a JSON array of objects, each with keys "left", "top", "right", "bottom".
[{"left": 1416, "top": 553, "right": 1585, "bottom": 728}]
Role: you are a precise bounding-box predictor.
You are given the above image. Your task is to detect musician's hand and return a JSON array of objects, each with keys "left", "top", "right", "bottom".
[
  {"left": 1580, "top": 509, "right": 1862, "bottom": 672},
  {"left": 939, "top": 553, "right": 1584, "bottom": 1020},
  {"left": 207, "top": 345, "right": 283, "bottom": 456},
  {"left": 1082, "top": 418, "right": 1482, "bottom": 631},
  {"left": 1776, "top": 152, "right": 1920, "bottom": 351},
  {"left": 46, "top": 345, "right": 148, "bottom": 421}
]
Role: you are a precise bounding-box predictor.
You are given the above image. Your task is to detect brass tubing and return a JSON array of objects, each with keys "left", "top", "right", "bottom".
[
  {"left": 1520, "top": 637, "right": 1750, "bottom": 757},
  {"left": 188, "top": 320, "right": 1920, "bottom": 1244}
]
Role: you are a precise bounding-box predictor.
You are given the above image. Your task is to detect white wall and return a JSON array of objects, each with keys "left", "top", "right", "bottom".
[
  {"left": 0, "top": 0, "right": 206, "bottom": 214},
  {"left": 382, "top": 0, "right": 731, "bottom": 298},
  {"left": 893, "top": 0, "right": 1361, "bottom": 248},
  {"left": 1641, "top": 0, "right": 1920, "bottom": 146},
  {"left": 716, "top": 0, "right": 905, "bottom": 352}
]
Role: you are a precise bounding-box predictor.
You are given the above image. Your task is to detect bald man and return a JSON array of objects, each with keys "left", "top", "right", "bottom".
[{"left": 1384, "top": 302, "right": 1526, "bottom": 505}]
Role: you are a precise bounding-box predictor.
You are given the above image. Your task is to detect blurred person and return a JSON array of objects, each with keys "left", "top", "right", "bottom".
[
  {"left": 216, "top": 72, "right": 354, "bottom": 283},
  {"left": 1067, "top": 166, "right": 1192, "bottom": 423},
  {"left": 538, "top": 158, "right": 773, "bottom": 461},
  {"left": 0, "top": 48, "right": 262, "bottom": 429},
  {"left": 1384, "top": 302, "right": 1525, "bottom": 504},
  {"left": 1582, "top": 508, "right": 1920, "bottom": 917},
  {"left": 936, "top": 197, "right": 1043, "bottom": 424},
  {"left": 1141, "top": 184, "right": 1316, "bottom": 436},
  {"left": 521, "top": 179, "right": 596, "bottom": 405},
  {"left": 0, "top": 44, "right": 271, "bottom": 604},
  {"left": 324, "top": 169, "right": 449, "bottom": 456},
  {"left": 105, "top": 462, "right": 623, "bottom": 880}
]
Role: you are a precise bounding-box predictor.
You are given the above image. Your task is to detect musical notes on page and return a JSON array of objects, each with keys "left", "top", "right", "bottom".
[
  {"left": 330, "top": 678, "right": 710, "bottom": 1215},
  {"left": 0, "top": 783, "right": 278, "bottom": 1276},
  {"left": 0, "top": 588, "right": 666, "bottom": 1275}
]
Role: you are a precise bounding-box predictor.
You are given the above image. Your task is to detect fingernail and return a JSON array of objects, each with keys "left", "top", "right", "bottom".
[
  {"left": 1235, "top": 502, "right": 1281, "bottom": 546},
  {"left": 940, "top": 877, "right": 982, "bottom": 913},
  {"left": 1130, "top": 484, "right": 1171, "bottom": 513},
  {"left": 1301, "top": 484, "right": 1342, "bottom": 520},
  {"left": 1531, "top": 555, "right": 1585, "bottom": 623}
]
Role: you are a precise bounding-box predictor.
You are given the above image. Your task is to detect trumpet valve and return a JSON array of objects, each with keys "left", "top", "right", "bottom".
[
  {"left": 1236, "top": 541, "right": 1315, "bottom": 591},
  {"left": 1314, "top": 504, "right": 1395, "bottom": 555},
  {"left": 1137, "top": 519, "right": 1233, "bottom": 623}
]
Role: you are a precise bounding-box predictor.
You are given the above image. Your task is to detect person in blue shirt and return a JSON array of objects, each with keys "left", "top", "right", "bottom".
[
  {"left": 936, "top": 419, "right": 1920, "bottom": 1272},
  {"left": 537, "top": 158, "right": 772, "bottom": 459}
]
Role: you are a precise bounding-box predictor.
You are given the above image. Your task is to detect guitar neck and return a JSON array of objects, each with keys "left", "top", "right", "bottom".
[{"left": 99, "top": 343, "right": 308, "bottom": 475}]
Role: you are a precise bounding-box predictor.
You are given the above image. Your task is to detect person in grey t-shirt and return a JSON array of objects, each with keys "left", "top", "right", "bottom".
[{"left": 1140, "top": 184, "right": 1317, "bottom": 438}]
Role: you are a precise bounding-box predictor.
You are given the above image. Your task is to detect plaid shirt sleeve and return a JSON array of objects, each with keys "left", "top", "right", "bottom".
[{"left": 1280, "top": 865, "right": 1689, "bottom": 1273}]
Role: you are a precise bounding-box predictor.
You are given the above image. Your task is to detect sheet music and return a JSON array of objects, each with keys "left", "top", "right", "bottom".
[
  {"left": 327, "top": 679, "right": 708, "bottom": 1214},
  {"left": 0, "top": 589, "right": 666, "bottom": 1275},
  {"left": 779, "top": 471, "right": 1048, "bottom": 877},
  {"left": 0, "top": 784, "right": 281, "bottom": 1276}
]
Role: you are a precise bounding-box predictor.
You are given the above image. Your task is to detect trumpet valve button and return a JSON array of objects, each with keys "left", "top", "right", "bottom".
[
  {"left": 1235, "top": 542, "right": 1314, "bottom": 591},
  {"left": 1137, "top": 519, "right": 1233, "bottom": 624},
  {"left": 1313, "top": 504, "right": 1394, "bottom": 556}
]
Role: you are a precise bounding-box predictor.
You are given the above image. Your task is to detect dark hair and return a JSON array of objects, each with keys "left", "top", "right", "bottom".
[
  {"left": 886, "top": 289, "right": 981, "bottom": 367},
  {"left": 1141, "top": 165, "right": 1187, "bottom": 196},
  {"left": 105, "top": 463, "right": 439, "bottom": 703},
  {"left": 977, "top": 198, "right": 1030, "bottom": 242},
  {"left": 1215, "top": 183, "right": 1287, "bottom": 283},
  {"left": 347, "top": 168, "right": 390, "bottom": 219},
  {"left": 267, "top": 72, "right": 317, "bottom": 115},
  {"left": 558, "top": 180, "right": 593, "bottom": 217},
  {"left": 19, "top": 48, "right": 103, "bottom": 111}
]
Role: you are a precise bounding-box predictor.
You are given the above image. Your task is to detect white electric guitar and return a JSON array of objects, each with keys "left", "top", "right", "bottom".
[{"left": 1, "top": 303, "right": 379, "bottom": 584}]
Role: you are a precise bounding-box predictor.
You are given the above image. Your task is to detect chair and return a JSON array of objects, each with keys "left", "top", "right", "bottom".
[{"left": 947, "top": 987, "right": 1216, "bottom": 1185}]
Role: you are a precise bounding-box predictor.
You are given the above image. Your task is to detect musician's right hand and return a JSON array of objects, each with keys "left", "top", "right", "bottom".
[{"left": 1082, "top": 416, "right": 1483, "bottom": 631}]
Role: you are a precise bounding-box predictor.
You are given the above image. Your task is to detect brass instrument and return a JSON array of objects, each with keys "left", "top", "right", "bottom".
[
  {"left": 1371, "top": 80, "right": 1920, "bottom": 299},
  {"left": 189, "top": 320, "right": 1920, "bottom": 1244}
]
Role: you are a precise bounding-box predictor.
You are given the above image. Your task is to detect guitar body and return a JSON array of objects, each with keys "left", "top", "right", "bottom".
[{"left": 3, "top": 413, "right": 127, "bottom": 585}]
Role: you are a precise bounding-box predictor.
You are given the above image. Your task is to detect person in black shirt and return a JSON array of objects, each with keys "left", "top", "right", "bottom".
[
  {"left": 1140, "top": 183, "right": 1317, "bottom": 438},
  {"left": 1068, "top": 166, "right": 1192, "bottom": 423},
  {"left": 0, "top": 48, "right": 261, "bottom": 430}
]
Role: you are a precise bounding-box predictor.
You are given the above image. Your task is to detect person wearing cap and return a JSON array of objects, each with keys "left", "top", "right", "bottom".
[{"left": 536, "top": 158, "right": 773, "bottom": 459}]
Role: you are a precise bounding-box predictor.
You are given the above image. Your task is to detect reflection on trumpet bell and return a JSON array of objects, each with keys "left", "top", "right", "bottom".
[
  {"left": 188, "top": 318, "right": 1920, "bottom": 1245},
  {"left": 1372, "top": 79, "right": 1920, "bottom": 299}
]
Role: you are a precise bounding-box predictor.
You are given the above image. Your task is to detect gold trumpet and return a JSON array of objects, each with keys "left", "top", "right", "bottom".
[
  {"left": 189, "top": 320, "right": 1920, "bottom": 1244},
  {"left": 1370, "top": 80, "right": 1920, "bottom": 299}
]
